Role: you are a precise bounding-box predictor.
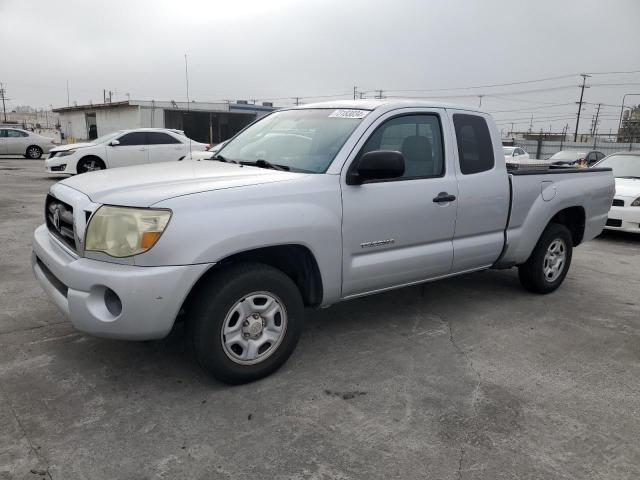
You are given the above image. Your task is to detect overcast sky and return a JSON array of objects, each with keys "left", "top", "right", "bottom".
[{"left": 1, "top": 0, "right": 640, "bottom": 133}]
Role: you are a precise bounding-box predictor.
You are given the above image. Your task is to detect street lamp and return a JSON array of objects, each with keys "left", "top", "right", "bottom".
[{"left": 617, "top": 93, "right": 640, "bottom": 137}]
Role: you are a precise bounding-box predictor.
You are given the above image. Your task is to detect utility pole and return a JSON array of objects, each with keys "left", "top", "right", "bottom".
[
  {"left": 103, "top": 89, "right": 106, "bottom": 104},
  {"left": 529, "top": 114, "right": 534, "bottom": 134},
  {"left": 573, "top": 73, "right": 590, "bottom": 141},
  {"left": 0, "top": 82, "right": 8, "bottom": 123},
  {"left": 353, "top": 86, "right": 357, "bottom": 100},
  {"left": 293, "top": 97, "right": 300, "bottom": 106},
  {"left": 478, "top": 95, "right": 483, "bottom": 108},
  {"left": 375, "top": 90, "right": 383, "bottom": 99},
  {"left": 66, "top": 80, "right": 70, "bottom": 107},
  {"left": 592, "top": 103, "right": 601, "bottom": 136},
  {"left": 510, "top": 122, "right": 514, "bottom": 136}
]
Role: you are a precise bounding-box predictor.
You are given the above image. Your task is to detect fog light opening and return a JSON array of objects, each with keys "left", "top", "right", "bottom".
[{"left": 104, "top": 288, "right": 122, "bottom": 317}]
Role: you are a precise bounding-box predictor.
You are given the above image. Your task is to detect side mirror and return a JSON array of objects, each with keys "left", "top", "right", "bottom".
[
  {"left": 109, "top": 139, "right": 120, "bottom": 146},
  {"left": 347, "top": 150, "right": 405, "bottom": 185}
]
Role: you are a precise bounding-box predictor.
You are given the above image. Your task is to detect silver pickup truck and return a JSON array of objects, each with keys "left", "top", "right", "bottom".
[{"left": 32, "top": 100, "right": 614, "bottom": 383}]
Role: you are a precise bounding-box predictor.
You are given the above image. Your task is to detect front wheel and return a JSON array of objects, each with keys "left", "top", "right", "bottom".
[
  {"left": 518, "top": 223, "right": 573, "bottom": 294},
  {"left": 26, "top": 145, "right": 43, "bottom": 159},
  {"left": 77, "top": 157, "right": 105, "bottom": 174},
  {"left": 188, "top": 263, "right": 304, "bottom": 384}
]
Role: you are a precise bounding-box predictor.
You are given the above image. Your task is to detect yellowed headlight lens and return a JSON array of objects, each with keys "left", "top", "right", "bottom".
[{"left": 85, "top": 206, "right": 171, "bottom": 257}]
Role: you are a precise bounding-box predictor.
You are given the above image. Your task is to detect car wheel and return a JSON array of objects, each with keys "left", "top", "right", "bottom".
[
  {"left": 188, "top": 263, "right": 304, "bottom": 384},
  {"left": 26, "top": 145, "right": 43, "bottom": 159},
  {"left": 77, "top": 156, "right": 105, "bottom": 174},
  {"left": 518, "top": 223, "right": 573, "bottom": 294}
]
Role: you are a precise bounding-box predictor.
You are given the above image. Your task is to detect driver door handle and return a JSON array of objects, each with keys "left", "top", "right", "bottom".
[{"left": 433, "top": 192, "right": 456, "bottom": 203}]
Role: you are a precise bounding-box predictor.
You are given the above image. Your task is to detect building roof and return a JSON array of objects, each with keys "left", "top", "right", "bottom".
[{"left": 53, "top": 99, "right": 275, "bottom": 114}]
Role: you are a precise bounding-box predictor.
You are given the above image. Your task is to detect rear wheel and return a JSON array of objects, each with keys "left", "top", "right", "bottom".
[
  {"left": 77, "top": 156, "right": 105, "bottom": 173},
  {"left": 518, "top": 223, "right": 573, "bottom": 294},
  {"left": 188, "top": 263, "right": 304, "bottom": 384},
  {"left": 26, "top": 145, "right": 43, "bottom": 159}
]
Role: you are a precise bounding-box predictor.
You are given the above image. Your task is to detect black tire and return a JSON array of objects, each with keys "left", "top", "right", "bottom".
[
  {"left": 25, "top": 145, "right": 43, "bottom": 159},
  {"left": 518, "top": 223, "right": 573, "bottom": 294},
  {"left": 188, "top": 263, "right": 304, "bottom": 384},
  {"left": 77, "top": 156, "right": 105, "bottom": 174}
]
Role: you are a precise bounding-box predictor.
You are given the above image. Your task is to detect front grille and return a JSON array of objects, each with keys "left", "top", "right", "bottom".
[
  {"left": 612, "top": 199, "right": 625, "bottom": 207},
  {"left": 45, "top": 194, "right": 76, "bottom": 252},
  {"left": 48, "top": 152, "right": 57, "bottom": 159},
  {"left": 606, "top": 218, "right": 622, "bottom": 227}
]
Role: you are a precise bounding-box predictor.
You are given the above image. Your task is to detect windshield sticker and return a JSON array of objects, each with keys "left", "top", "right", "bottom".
[{"left": 329, "top": 109, "right": 369, "bottom": 119}]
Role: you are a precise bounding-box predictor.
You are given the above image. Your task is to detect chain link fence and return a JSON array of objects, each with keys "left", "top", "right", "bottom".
[{"left": 511, "top": 139, "right": 640, "bottom": 160}]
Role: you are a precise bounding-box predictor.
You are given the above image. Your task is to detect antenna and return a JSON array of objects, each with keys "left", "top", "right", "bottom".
[{"left": 184, "top": 53, "right": 192, "bottom": 158}]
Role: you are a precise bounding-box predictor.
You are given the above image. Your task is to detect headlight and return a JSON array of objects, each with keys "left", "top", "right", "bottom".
[
  {"left": 631, "top": 197, "right": 640, "bottom": 207},
  {"left": 85, "top": 206, "right": 172, "bottom": 257},
  {"left": 55, "top": 150, "right": 76, "bottom": 157}
]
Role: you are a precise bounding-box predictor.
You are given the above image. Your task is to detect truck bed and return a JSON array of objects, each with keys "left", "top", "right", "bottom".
[{"left": 495, "top": 167, "right": 614, "bottom": 268}]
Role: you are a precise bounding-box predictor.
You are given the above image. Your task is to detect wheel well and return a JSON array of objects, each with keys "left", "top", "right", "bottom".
[
  {"left": 181, "top": 245, "right": 323, "bottom": 316},
  {"left": 549, "top": 206, "right": 585, "bottom": 246},
  {"left": 78, "top": 155, "right": 106, "bottom": 167}
]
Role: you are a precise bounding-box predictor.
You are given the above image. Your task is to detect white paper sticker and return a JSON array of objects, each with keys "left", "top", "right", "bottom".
[{"left": 328, "top": 109, "right": 369, "bottom": 119}]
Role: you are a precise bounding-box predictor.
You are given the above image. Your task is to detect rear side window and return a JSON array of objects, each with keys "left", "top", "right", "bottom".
[
  {"left": 7, "top": 129, "right": 28, "bottom": 138},
  {"left": 453, "top": 114, "right": 494, "bottom": 175},
  {"left": 147, "top": 132, "right": 181, "bottom": 145},
  {"left": 117, "top": 132, "right": 147, "bottom": 146}
]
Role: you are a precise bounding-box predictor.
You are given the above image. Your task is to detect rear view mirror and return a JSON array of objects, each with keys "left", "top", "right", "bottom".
[
  {"left": 109, "top": 139, "right": 120, "bottom": 146},
  {"left": 347, "top": 150, "right": 405, "bottom": 185}
]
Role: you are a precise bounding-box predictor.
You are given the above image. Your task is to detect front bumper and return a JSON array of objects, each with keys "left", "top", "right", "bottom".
[
  {"left": 605, "top": 205, "right": 640, "bottom": 234},
  {"left": 32, "top": 224, "right": 211, "bottom": 340},
  {"left": 45, "top": 155, "right": 75, "bottom": 174}
]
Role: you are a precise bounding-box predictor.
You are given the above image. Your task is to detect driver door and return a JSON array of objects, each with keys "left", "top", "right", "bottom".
[
  {"left": 107, "top": 131, "right": 149, "bottom": 167},
  {"left": 340, "top": 109, "right": 458, "bottom": 298}
]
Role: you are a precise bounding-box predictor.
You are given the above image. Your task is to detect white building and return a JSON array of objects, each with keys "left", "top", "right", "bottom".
[{"left": 53, "top": 99, "right": 275, "bottom": 144}]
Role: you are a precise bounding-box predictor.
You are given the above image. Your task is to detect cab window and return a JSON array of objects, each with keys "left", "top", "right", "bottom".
[
  {"left": 356, "top": 114, "right": 444, "bottom": 179},
  {"left": 453, "top": 114, "right": 495, "bottom": 175}
]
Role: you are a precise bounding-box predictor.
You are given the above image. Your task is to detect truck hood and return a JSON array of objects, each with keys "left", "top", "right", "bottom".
[
  {"left": 614, "top": 177, "right": 640, "bottom": 197},
  {"left": 51, "top": 142, "right": 97, "bottom": 152},
  {"left": 59, "top": 160, "right": 307, "bottom": 206}
]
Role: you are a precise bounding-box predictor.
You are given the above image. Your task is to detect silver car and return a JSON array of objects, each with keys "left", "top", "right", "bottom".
[{"left": 0, "top": 127, "right": 56, "bottom": 159}]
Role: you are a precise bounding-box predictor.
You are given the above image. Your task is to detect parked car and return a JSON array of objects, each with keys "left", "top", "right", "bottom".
[
  {"left": 187, "top": 140, "right": 229, "bottom": 161},
  {"left": 45, "top": 128, "right": 207, "bottom": 174},
  {"left": 0, "top": 127, "right": 56, "bottom": 159},
  {"left": 503, "top": 146, "right": 530, "bottom": 161},
  {"left": 549, "top": 150, "right": 605, "bottom": 167},
  {"left": 595, "top": 151, "right": 640, "bottom": 233},
  {"left": 32, "top": 100, "right": 614, "bottom": 384}
]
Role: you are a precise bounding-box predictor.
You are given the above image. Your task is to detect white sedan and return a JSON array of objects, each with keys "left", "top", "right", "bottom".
[
  {"left": 45, "top": 128, "right": 207, "bottom": 174},
  {"left": 596, "top": 151, "right": 640, "bottom": 233},
  {"left": 0, "top": 127, "right": 56, "bottom": 159},
  {"left": 503, "top": 146, "right": 530, "bottom": 162}
]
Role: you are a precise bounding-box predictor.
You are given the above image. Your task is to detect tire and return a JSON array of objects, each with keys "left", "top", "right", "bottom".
[
  {"left": 188, "top": 263, "right": 304, "bottom": 384},
  {"left": 25, "top": 145, "right": 43, "bottom": 159},
  {"left": 77, "top": 156, "right": 105, "bottom": 174},
  {"left": 518, "top": 223, "right": 573, "bottom": 294}
]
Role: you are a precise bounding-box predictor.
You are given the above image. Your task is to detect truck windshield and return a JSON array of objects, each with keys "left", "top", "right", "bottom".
[
  {"left": 215, "top": 108, "right": 368, "bottom": 173},
  {"left": 596, "top": 154, "right": 640, "bottom": 178}
]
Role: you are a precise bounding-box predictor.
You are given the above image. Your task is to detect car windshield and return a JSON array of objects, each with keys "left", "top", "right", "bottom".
[
  {"left": 550, "top": 151, "right": 586, "bottom": 160},
  {"left": 503, "top": 147, "right": 515, "bottom": 155},
  {"left": 215, "top": 108, "right": 367, "bottom": 173},
  {"left": 93, "top": 132, "right": 122, "bottom": 144},
  {"left": 596, "top": 154, "right": 640, "bottom": 178}
]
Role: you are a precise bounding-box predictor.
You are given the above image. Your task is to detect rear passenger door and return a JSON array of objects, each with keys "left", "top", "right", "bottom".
[
  {"left": 5, "top": 129, "right": 29, "bottom": 155},
  {"left": 107, "top": 131, "right": 149, "bottom": 168},
  {"left": 340, "top": 109, "right": 458, "bottom": 297},
  {"left": 146, "top": 131, "right": 186, "bottom": 163},
  {"left": 449, "top": 111, "right": 510, "bottom": 272}
]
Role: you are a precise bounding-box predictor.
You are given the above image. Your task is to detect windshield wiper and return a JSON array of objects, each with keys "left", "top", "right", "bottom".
[
  {"left": 245, "top": 159, "right": 290, "bottom": 171},
  {"left": 212, "top": 154, "right": 241, "bottom": 166}
]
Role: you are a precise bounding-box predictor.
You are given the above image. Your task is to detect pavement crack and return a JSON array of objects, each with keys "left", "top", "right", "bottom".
[
  {"left": 0, "top": 388, "right": 53, "bottom": 480},
  {"left": 456, "top": 447, "right": 465, "bottom": 480}
]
